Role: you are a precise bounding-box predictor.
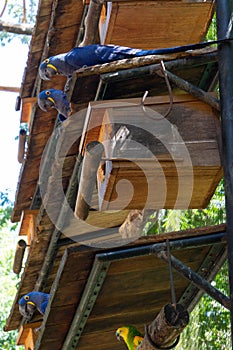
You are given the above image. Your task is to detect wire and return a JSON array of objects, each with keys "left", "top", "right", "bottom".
[{"left": 0, "top": 0, "right": 8, "bottom": 18}]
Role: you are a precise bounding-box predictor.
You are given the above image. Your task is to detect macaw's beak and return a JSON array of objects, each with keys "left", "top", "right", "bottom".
[
  {"left": 39, "top": 61, "right": 58, "bottom": 80},
  {"left": 38, "top": 96, "right": 55, "bottom": 112},
  {"left": 19, "top": 301, "right": 36, "bottom": 320}
]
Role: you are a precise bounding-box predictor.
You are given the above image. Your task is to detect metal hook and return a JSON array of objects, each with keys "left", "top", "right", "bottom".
[
  {"left": 159, "top": 60, "right": 173, "bottom": 118},
  {"left": 141, "top": 90, "right": 149, "bottom": 107}
]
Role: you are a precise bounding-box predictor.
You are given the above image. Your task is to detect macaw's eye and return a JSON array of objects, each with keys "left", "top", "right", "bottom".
[
  {"left": 45, "top": 91, "right": 51, "bottom": 96},
  {"left": 24, "top": 295, "right": 30, "bottom": 301},
  {"left": 45, "top": 59, "right": 50, "bottom": 63}
]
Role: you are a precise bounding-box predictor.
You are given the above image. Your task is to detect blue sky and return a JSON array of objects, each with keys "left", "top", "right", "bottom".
[{"left": 0, "top": 38, "right": 29, "bottom": 202}]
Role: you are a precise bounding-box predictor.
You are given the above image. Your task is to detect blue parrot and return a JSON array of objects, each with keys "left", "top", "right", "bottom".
[
  {"left": 38, "top": 89, "right": 70, "bottom": 121},
  {"left": 18, "top": 291, "right": 50, "bottom": 320},
  {"left": 39, "top": 38, "right": 231, "bottom": 79}
]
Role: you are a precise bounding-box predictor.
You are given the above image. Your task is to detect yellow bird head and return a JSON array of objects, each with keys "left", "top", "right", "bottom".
[{"left": 116, "top": 325, "right": 143, "bottom": 350}]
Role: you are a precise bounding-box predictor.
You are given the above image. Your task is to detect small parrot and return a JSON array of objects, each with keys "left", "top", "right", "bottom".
[
  {"left": 116, "top": 325, "right": 144, "bottom": 350},
  {"left": 18, "top": 291, "right": 50, "bottom": 320},
  {"left": 39, "top": 38, "right": 230, "bottom": 80},
  {"left": 38, "top": 89, "right": 71, "bottom": 121}
]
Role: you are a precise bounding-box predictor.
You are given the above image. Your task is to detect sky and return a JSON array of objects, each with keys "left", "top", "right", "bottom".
[{"left": 0, "top": 38, "right": 29, "bottom": 202}]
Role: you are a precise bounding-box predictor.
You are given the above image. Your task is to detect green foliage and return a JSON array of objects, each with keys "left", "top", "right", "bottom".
[
  {"left": 0, "top": 191, "right": 17, "bottom": 230},
  {"left": 206, "top": 13, "right": 217, "bottom": 41},
  {"left": 145, "top": 179, "right": 225, "bottom": 235},
  {"left": 0, "top": 191, "right": 13, "bottom": 226},
  {"left": 0, "top": 191, "right": 22, "bottom": 349},
  {"left": 177, "top": 262, "right": 230, "bottom": 350},
  {"left": 145, "top": 178, "right": 229, "bottom": 349}
]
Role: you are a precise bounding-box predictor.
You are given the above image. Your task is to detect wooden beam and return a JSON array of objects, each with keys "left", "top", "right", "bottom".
[
  {"left": 0, "top": 85, "right": 20, "bottom": 92},
  {"left": 156, "top": 251, "right": 231, "bottom": 310},
  {"left": 74, "top": 50, "right": 218, "bottom": 78},
  {"left": 161, "top": 70, "right": 220, "bottom": 111}
]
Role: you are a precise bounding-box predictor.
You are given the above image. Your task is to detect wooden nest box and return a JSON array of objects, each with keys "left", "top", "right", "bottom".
[{"left": 77, "top": 94, "right": 222, "bottom": 216}]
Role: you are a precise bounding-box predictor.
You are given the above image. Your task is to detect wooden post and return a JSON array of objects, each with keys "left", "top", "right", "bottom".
[
  {"left": 18, "top": 129, "right": 27, "bottom": 163},
  {"left": 79, "top": 0, "right": 104, "bottom": 46},
  {"left": 138, "top": 304, "right": 189, "bottom": 350},
  {"left": 12, "top": 239, "right": 27, "bottom": 274},
  {"left": 75, "top": 141, "right": 104, "bottom": 220}
]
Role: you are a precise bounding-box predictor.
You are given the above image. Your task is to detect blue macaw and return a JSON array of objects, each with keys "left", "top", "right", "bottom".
[
  {"left": 18, "top": 291, "right": 50, "bottom": 319},
  {"left": 38, "top": 89, "right": 70, "bottom": 121},
  {"left": 39, "top": 38, "right": 231, "bottom": 80}
]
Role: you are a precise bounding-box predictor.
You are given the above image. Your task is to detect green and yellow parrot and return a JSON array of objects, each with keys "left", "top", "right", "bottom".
[{"left": 116, "top": 325, "right": 144, "bottom": 350}]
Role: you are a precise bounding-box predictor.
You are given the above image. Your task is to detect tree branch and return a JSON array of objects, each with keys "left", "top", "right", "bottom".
[
  {"left": 0, "top": 85, "right": 20, "bottom": 92},
  {"left": 0, "top": 20, "right": 33, "bottom": 35}
]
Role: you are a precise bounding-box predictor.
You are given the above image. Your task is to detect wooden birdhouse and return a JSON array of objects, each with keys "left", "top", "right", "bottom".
[
  {"left": 75, "top": 93, "right": 222, "bottom": 218},
  {"left": 16, "top": 322, "right": 41, "bottom": 350}
]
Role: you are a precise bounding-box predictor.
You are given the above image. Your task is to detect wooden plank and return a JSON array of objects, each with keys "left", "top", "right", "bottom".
[
  {"left": 77, "top": 331, "right": 135, "bottom": 350},
  {"left": 17, "top": 321, "right": 42, "bottom": 346},
  {"left": 102, "top": 2, "right": 214, "bottom": 48},
  {"left": 20, "top": 97, "right": 37, "bottom": 123},
  {"left": 19, "top": 211, "right": 39, "bottom": 245},
  {"left": 99, "top": 164, "right": 222, "bottom": 210}
]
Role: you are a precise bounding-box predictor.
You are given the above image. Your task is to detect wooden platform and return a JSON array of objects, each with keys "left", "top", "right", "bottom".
[{"left": 32, "top": 225, "right": 227, "bottom": 350}]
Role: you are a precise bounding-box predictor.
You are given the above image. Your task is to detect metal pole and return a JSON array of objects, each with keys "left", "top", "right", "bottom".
[
  {"left": 156, "top": 251, "right": 231, "bottom": 311},
  {"left": 216, "top": 0, "right": 233, "bottom": 345}
]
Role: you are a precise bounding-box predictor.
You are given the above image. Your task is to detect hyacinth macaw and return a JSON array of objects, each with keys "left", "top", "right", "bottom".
[
  {"left": 116, "top": 325, "right": 144, "bottom": 350},
  {"left": 38, "top": 89, "right": 70, "bottom": 122},
  {"left": 18, "top": 291, "right": 50, "bottom": 320},
  {"left": 39, "top": 38, "right": 230, "bottom": 80}
]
